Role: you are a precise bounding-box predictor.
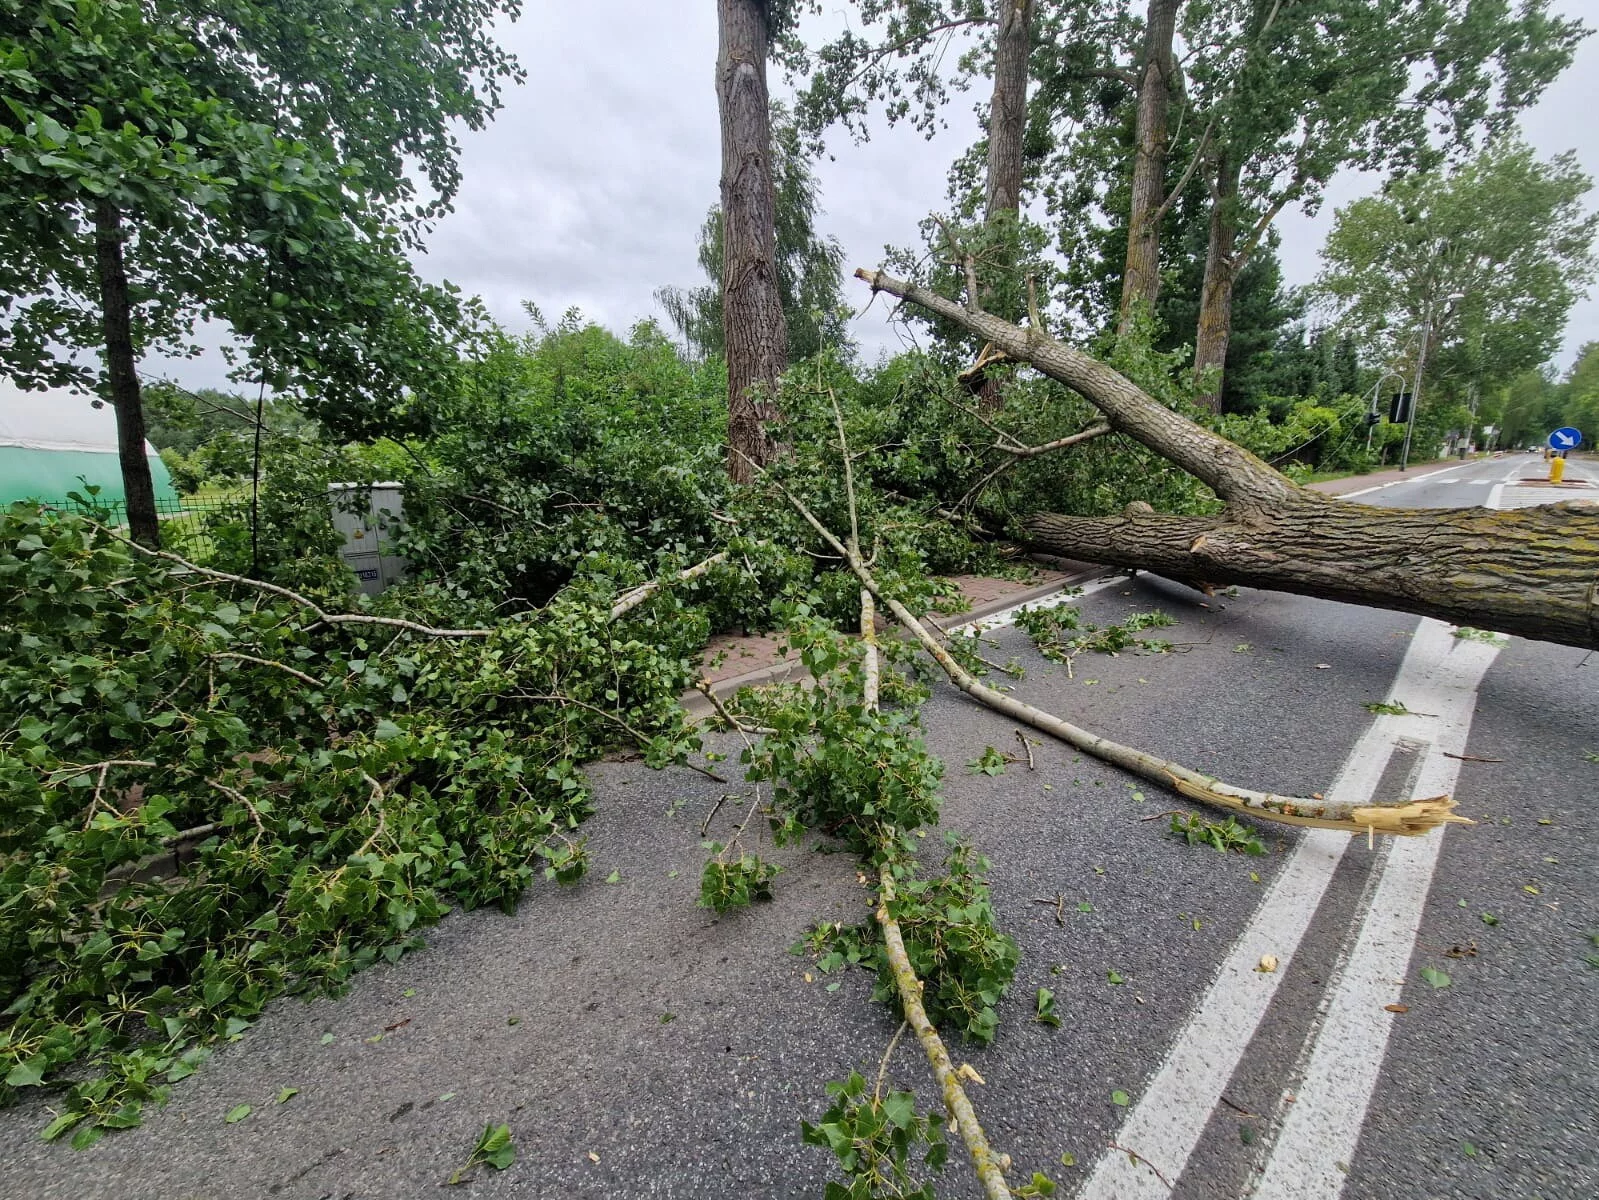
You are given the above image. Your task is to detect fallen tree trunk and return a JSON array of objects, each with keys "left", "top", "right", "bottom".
[
  {"left": 761, "top": 465, "right": 1464, "bottom": 835},
  {"left": 853, "top": 266, "right": 1599, "bottom": 651},
  {"left": 1023, "top": 501, "right": 1599, "bottom": 649}
]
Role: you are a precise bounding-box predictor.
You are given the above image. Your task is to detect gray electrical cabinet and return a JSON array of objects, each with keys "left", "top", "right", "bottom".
[{"left": 329, "top": 483, "right": 408, "bottom": 596}]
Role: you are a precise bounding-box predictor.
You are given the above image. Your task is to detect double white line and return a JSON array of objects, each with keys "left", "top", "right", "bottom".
[{"left": 1078, "top": 617, "right": 1500, "bottom": 1199}]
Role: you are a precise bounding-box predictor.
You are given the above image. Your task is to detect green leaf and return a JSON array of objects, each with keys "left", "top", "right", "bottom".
[
  {"left": 5, "top": 1057, "right": 47, "bottom": 1088},
  {"left": 1106, "top": 970, "right": 1124, "bottom": 985},
  {"left": 276, "top": 1087, "right": 299, "bottom": 1104},
  {"left": 40, "top": 1112, "right": 82, "bottom": 1142},
  {"left": 374, "top": 718, "right": 403, "bottom": 742},
  {"left": 475, "top": 1123, "right": 515, "bottom": 1170},
  {"left": 605, "top": 869, "right": 620, "bottom": 884},
  {"left": 225, "top": 1104, "right": 252, "bottom": 1124},
  {"left": 882, "top": 1091, "right": 916, "bottom": 1129},
  {"left": 1420, "top": 966, "right": 1452, "bottom": 989},
  {"left": 1110, "top": 1090, "right": 1130, "bottom": 1107},
  {"left": 1059, "top": 1151, "right": 1077, "bottom": 1167}
]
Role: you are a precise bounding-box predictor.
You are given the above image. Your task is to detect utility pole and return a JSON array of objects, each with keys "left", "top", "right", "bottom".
[{"left": 1398, "top": 300, "right": 1433, "bottom": 472}]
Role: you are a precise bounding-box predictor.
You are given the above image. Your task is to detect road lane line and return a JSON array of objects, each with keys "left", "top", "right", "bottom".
[
  {"left": 1075, "top": 618, "right": 1476, "bottom": 1200},
  {"left": 1248, "top": 621, "right": 1501, "bottom": 1199},
  {"left": 1338, "top": 463, "right": 1472, "bottom": 499}
]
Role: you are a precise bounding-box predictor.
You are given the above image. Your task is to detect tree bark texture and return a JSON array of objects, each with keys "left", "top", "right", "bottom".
[
  {"left": 718, "top": 0, "right": 788, "bottom": 484},
  {"left": 93, "top": 200, "right": 161, "bottom": 548},
  {"left": 983, "top": 0, "right": 1035, "bottom": 224},
  {"left": 1117, "top": 0, "right": 1181, "bottom": 340},
  {"left": 853, "top": 266, "right": 1599, "bottom": 650},
  {"left": 855, "top": 267, "right": 1298, "bottom": 512},
  {"left": 1192, "top": 153, "right": 1240, "bottom": 412},
  {"left": 1022, "top": 500, "right": 1599, "bottom": 650}
]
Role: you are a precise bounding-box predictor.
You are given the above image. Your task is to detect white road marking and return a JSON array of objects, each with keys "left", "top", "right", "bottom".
[
  {"left": 1076, "top": 617, "right": 1491, "bottom": 1199},
  {"left": 1248, "top": 621, "right": 1501, "bottom": 1199},
  {"left": 1078, "top": 477, "right": 1513, "bottom": 1199},
  {"left": 1337, "top": 463, "right": 1472, "bottom": 498}
]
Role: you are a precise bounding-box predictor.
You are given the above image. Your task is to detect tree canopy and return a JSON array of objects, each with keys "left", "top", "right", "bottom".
[
  {"left": 1315, "top": 138, "right": 1597, "bottom": 406},
  {"left": 0, "top": 0, "right": 521, "bottom": 434}
]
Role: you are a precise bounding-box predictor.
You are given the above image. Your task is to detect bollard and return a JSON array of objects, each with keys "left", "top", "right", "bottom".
[{"left": 1550, "top": 455, "right": 1567, "bottom": 483}]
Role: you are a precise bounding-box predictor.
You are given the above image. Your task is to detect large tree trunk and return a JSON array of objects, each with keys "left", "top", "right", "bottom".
[
  {"left": 717, "top": 0, "right": 788, "bottom": 483},
  {"left": 93, "top": 200, "right": 160, "bottom": 549},
  {"left": 972, "top": 0, "right": 1035, "bottom": 411},
  {"left": 1116, "top": 0, "right": 1181, "bottom": 340},
  {"left": 983, "top": 0, "right": 1035, "bottom": 224},
  {"left": 1192, "top": 152, "right": 1240, "bottom": 413},
  {"left": 1022, "top": 501, "right": 1599, "bottom": 649},
  {"left": 853, "top": 266, "right": 1599, "bottom": 650}
]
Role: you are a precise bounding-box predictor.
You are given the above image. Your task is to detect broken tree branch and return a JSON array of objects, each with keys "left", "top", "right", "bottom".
[
  {"left": 78, "top": 518, "right": 495, "bottom": 638},
  {"left": 853, "top": 268, "right": 1599, "bottom": 651},
  {"left": 857, "top": 582, "right": 1011, "bottom": 1200},
  {"left": 997, "top": 421, "right": 1113, "bottom": 459},
  {"left": 854, "top": 267, "right": 1296, "bottom": 512},
  {"left": 773, "top": 474, "right": 1466, "bottom": 836},
  {"left": 877, "top": 865, "right": 1014, "bottom": 1200},
  {"left": 609, "top": 551, "right": 731, "bottom": 620}
]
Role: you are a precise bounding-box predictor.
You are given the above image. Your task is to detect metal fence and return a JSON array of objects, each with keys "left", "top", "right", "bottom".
[{"left": 54, "top": 495, "right": 244, "bottom": 558}]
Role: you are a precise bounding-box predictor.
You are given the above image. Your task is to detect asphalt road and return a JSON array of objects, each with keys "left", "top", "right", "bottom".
[{"left": 2, "top": 457, "right": 1594, "bottom": 1200}]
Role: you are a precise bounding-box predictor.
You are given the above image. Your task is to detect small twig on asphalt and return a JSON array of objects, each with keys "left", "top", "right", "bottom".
[
  {"left": 699, "top": 795, "right": 728, "bottom": 838},
  {"left": 872, "top": 1020, "right": 909, "bottom": 1105},
  {"left": 1014, "top": 730, "right": 1035, "bottom": 770},
  {"left": 1219, "top": 1094, "right": 1259, "bottom": 1118},
  {"left": 1441, "top": 752, "right": 1504, "bottom": 763},
  {"left": 1107, "top": 1142, "right": 1173, "bottom": 1190}
]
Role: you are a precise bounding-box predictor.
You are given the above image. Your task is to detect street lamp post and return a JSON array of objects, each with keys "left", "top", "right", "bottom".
[
  {"left": 1398, "top": 303, "right": 1432, "bottom": 471},
  {"left": 1366, "top": 370, "right": 1406, "bottom": 453}
]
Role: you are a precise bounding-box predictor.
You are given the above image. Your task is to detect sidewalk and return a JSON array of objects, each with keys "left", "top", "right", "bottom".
[{"left": 691, "top": 558, "right": 1107, "bottom": 708}]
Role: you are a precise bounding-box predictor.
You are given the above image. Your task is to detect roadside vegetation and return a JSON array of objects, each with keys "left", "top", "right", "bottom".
[{"left": 3, "top": 0, "right": 1596, "bottom": 1195}]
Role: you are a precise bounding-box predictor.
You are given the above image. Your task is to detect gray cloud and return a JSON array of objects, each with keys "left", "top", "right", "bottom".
[{"left": 150, "top": 1, "right": 1595, "bottom": 393}]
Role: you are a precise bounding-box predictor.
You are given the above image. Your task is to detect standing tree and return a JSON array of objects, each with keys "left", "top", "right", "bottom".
[
  {"left": 0, "top": 0, "right": 519, "bottom": 545},
  {"left": 656, "top": 105, "right": 850, "bottom": 364},
  {"left": 787, "top": 1, "right": 1044, "bottom": 288},
  {"left": 1315, "top": 140, "right": 1597, "bottom": 433},
  {"left": 719, "top": 0, "right": 795, "bottom": 483},
  {"left": 1179, "top": 0, "right": 1585, "bottom": 410},
  {"left": 1116, "top": 0, "right": 1184, "bottom": 338},
  {"left": 1559, "top": 343, "right": 1599, "bottom": 447}
]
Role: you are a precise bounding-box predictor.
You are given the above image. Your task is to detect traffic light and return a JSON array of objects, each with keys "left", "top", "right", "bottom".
[
  {"left": 1389, "top": 392, "right": 1413, "bottom": 424},
  {"left": 1364, "top": 410, "right": 1382, "bottom": 427}
]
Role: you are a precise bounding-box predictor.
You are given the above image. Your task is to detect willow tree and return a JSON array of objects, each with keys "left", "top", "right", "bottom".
[{"left": 0, "top": 0, "right": 517, "bottom": 545}]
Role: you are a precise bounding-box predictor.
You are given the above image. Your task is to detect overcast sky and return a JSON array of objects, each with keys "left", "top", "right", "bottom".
[{"left": 164, "top": 1, "right": 1599, "bottom": 390}]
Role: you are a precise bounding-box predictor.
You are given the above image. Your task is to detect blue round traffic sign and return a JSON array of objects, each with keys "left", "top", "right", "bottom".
[{"left": 1548, "top": 426, "right": 1582, "bottom": 450}]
